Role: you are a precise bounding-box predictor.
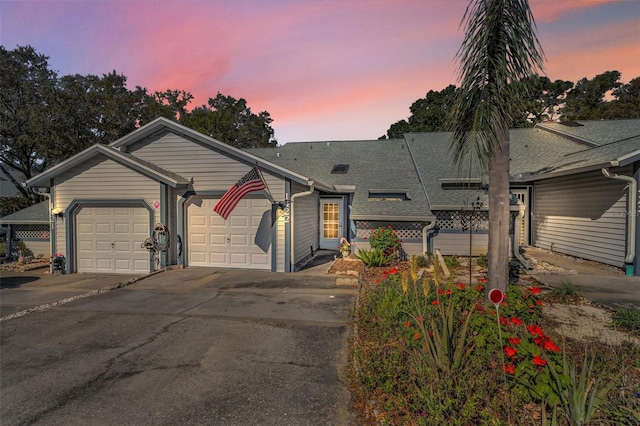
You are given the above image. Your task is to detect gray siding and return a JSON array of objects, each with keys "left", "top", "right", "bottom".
[
  {"left": 127, "top": 132, "right": 287, "bottom": 271},
  {"left": 125, "top": 132, "right": 285, "bottom": 198},
  {"left": 54, "top": 155, "right": 160, "bottom": 256},
  {"left": 532, "top": 168, "right": 630, "bottom": 267},
  {"left": 433, "top": 232, "right": 489, "bottom": 256},
  {"left": 292, "top": 183, "right": 319, "bottom": 264}
]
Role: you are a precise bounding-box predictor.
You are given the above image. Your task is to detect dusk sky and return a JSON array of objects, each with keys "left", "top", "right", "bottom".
[{"left": 2, "top": 0, "right": 639, "bottom": 144}]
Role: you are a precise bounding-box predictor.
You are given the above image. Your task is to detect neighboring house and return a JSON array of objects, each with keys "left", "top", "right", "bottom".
[
  {"left": 0, "top": 201, "right": 50, "bottom": 258},
  {"left": 24, "top": 117, "right": 640, "bottom": 276},
  {"left": 0, "top": 167, "right": 25, "bottom": 198}
]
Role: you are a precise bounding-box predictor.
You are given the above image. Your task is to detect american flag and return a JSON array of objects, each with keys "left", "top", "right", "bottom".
[{"left": 213, "top": 167, "right": 266, "bottom": 219}]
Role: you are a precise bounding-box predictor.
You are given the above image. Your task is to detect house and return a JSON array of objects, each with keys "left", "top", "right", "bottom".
[
  {"left": 0, "top": 201, "right": 50, "bottom": 258},
  {"left": 24, "top": 117, "right": 640, "bottom": 276}
]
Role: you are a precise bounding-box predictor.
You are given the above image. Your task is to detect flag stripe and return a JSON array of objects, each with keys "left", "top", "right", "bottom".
[{"left": 213, "top": 167, "right": 266, "bottom": 219}]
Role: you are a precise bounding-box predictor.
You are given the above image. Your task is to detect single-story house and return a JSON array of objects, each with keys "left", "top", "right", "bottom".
[
  {"left": 0, "top": 201, "right": 50, "bottom": 258},
  {"left": 23, "top": 117, "right": 640, "bottom": 276}
]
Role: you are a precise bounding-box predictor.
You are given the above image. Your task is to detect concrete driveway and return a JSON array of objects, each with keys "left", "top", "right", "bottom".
[{"left": 0, "top": 268, "right": 358, "bottom": 425}]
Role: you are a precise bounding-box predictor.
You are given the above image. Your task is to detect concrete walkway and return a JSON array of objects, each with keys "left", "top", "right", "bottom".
[{"left": 522, "top": 247, "right": 640, "bottom": 312}]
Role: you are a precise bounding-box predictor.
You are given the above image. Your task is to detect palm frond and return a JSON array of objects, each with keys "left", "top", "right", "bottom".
[{"left": 449, "top": 0, "right": 545, "bottom": 174}]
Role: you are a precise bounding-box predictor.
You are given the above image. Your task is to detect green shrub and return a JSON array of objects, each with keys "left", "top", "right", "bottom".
[
  {"left": 356, "top": 248, "right": 396, "bottom": 267},
  {"left": 368, "top": 226, "right": 402, "bottom": 257},
  {"left": 476, "top": 252, "right": 488, "bottom": 268},
  {"left": 444, "top": 255, "right": 461, "bottom": 268}
]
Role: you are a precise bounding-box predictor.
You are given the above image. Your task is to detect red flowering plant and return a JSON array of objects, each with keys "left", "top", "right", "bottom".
[{"left": 368, "top": 225, "right": 403, "bottom": 258}]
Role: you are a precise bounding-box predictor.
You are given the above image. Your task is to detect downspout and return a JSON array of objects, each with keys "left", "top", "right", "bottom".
[
  {"left": 289, "top": 181, "right": 315, "bottom": 272},
  {"left": 32, "top": 188, "right": 53, "bottom": 274},
  {"left": 512, "top": 204, "right": 532, "bottom": 269},
  {"left": 422, "top": 221, "right": 436, "bottom": 255},
  {"left": 602, "top": 168, "right": 636, "bottom": 275}
]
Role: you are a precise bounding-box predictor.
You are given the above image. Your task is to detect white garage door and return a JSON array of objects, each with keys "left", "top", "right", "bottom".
[
  {"left": 76, "top": 206, "right": 151, "bottom": 274},
  {"left": 187, "top": 196, "right": 271, "bottom": 269}
]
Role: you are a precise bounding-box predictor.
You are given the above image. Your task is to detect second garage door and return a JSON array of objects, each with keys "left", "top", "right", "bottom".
[
  {"left": 186, "top": 196, "right": 271, "bottom": 269},
  {"left": 76, "top": 206, "right": 151, "bottom": 274}
]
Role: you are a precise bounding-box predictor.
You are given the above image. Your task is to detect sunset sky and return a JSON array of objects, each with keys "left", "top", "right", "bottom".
[{"left": 1, "top": 0, "right": 639, "bottom": 143}]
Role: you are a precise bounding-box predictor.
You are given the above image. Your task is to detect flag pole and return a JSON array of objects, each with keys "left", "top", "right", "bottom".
[{"left": 255, "top": 162, "right": 275, "bottom": 203}]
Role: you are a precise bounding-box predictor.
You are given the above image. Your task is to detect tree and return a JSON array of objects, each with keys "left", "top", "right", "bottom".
[
  {"left": 449, "top": 0, "right": 544, "bottom": 292},
  {"left": 562, "top": 70, "right": 622, "bottom": 120},
  {"left": 181, "top": 93, "right": 277, "bottom": 148},
  {"left": 134, "top": 87, "right": 193, "bottom": 125},
  {"left": 600, "top": 76, "right": 640, "bottom": 119},
  {"left": 386, "top": 85, "right": 458, "bottom": 138},
  {"left": 512, "top": 75, "right": 573, "bottom": 126},
  {"left": 0, "top": 45, "right": 60, "bottom": 202}
]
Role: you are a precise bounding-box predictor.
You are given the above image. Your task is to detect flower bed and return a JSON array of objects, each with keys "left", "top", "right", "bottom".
[{"left": 349, "top": 258, "right": 640, "bottom": 425}]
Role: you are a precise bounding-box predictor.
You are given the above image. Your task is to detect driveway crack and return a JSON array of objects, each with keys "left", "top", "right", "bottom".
[{"left": 21, "top": 316, "right": 188, "bottom": 426}]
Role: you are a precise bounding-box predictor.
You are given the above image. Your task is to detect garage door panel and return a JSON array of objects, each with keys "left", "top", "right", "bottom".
[
  {"left": 76, "top": 206, "right": 150, "bottom": 274},
  {"left": 209, "top": 234, "right": 225, "bottom": 245},
  {"left": 230, "top": 234, "right": 248, "bottom": 246},
  {"left": 187, "top": 197, "right": 271, "bottom": 269},
  {"left": 191, "top": 233, "right": 206, "bottom": 245},
  {"left": 251, "top": 253, "right": 269, "bottom": 266},
  {"left": 229, "top": 216, "right": 247, "bottom": 227}
]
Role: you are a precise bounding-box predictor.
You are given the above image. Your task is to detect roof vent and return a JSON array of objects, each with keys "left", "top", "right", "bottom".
[{"left": 331, "top": 164, "right": 349, "bottom": 174}]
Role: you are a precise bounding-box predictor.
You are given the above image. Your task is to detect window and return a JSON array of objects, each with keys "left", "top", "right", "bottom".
[
  {"left": 368, "top": 190, "right": 410, "bottom": 201},
  {"left": 331, "top": 164, "right": 349, "bottom": 174}
]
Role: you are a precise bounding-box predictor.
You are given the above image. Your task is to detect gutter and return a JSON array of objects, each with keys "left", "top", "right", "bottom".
[
  {"left": 289, "top": 181, "right": 315, "bottom": 271},
  {"left": 602, "top": 168, "right": 636, "bottom": 275}
]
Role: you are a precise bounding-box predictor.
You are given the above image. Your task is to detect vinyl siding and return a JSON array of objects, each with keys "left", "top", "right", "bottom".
[
  {"left": 127, "top": 131, "right": 288, "bottom": 271},
  {"left": 53, "top": 155, "right": 160, "bottom": 255},
  {"left": 532, "top": 168, "right": 630, "bottom": 267},
  {"left": 433, "top": 231, "right": 489, "bottom": 256},
  {"left": 124, "top": 132, "right": 285, "bottom": 198},
  {"left": 292, "top": 183, "right": 319, "bottom": 264}
]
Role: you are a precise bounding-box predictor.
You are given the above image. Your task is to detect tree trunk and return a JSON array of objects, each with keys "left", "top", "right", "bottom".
[{"left": 487, "top": 130, "right": 510, "bottom": 292}]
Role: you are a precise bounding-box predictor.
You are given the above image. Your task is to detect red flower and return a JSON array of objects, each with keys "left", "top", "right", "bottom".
[
  {"left": 478, "top": 277, "right": 487, "bottom": 284},
  {"left": 504, "top": 346, "right": 517, "bottom": 357},
  {"left": 475, "top": 304, "right": 485, "bottom": 312},
  {"left": 543, "top": 339, "right": 561, "bottom": 352},
  {"left": 404, "top": 321, "right": 411, "bottom": 328},
  {"left": 532, "top": 355, "right": 547, "bottom": 366},
  {"left": 509, "top": 317, "right": 523, "bottom": 326},
  {"left": 432, "top": 300, "right": 439, "bottom": 305},
  {"left": 388, "top": 225, "right": 393, "bottom": 229},
  {"left": 529, "top": 286, "right": 542, "bottom": 295},
  {"left": 413, "top": 332, "right": 421, "bottom": 340},
  {"left": 389, "top": 268, "right": 398, "bottom": 275},
  {"left": 500, "top": 317, "right": 508, "bottom": 326},
  {"left": 374, "top": 279, "right": 380, "bottom": 284},
  {"left": 416, "top": 315, "right": 425, "bottom": 322},
  {"left": 509, "top": 337, "right": 521, "bottom": 345},
  {"left": 536, "top": 300, "right": 544, "bottom": 306},
  {"left": 456, "top": 282, "right": 464, "bottom": 290},
  {"left": 476, "top": 285, "right": 484, "bottom": 292},
  {"left": 527, "top": 325, "right": 544, "bottom": 337},
  {"left": 504, "top": 364, "right": 515, "bottom": 375}
]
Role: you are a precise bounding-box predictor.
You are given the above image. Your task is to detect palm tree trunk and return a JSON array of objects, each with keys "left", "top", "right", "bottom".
[{"left": 488, "top": 129, "right": 510, "bottom": 292}]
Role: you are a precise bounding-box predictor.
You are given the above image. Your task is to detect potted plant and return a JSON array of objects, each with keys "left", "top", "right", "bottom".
[{"left": 339, "top": 237, "right": 351, "bottom": 257}]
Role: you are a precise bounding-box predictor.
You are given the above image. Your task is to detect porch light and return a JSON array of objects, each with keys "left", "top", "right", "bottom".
[{"left": 51, "top": 208, "right": 63, "bottom": 217}]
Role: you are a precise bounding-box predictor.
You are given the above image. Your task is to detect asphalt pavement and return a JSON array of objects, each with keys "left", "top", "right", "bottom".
[{"left": 0, "top": 267, "right": 358, "bottom": 425}]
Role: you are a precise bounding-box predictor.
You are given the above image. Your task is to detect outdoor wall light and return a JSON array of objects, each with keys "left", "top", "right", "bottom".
[{"left": 51, "top": 208, "right": 63, "bottom": 217}]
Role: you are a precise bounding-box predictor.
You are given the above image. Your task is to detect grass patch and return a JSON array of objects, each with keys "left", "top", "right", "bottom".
[{"left": 611, "top": 307, "right": 640, "bottom": 335}]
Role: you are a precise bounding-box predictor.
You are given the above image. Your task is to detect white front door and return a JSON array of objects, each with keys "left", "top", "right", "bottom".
[
  {"left": 320, "top": 198, "right": 343, "bottom": 249},
  {"left": 186, "top": 196, "right": 271, "bottom": 269},
  {"left": 76, "top": 206, "right": 151, "bottom": 274}
]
